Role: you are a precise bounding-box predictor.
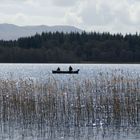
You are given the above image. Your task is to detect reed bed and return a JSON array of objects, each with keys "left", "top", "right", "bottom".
[{"left": 0, "top": 71, "right": 139, "bottom": 130}]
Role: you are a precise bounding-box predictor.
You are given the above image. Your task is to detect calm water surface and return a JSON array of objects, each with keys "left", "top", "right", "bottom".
[{"left": 0, "top": 63, "right": 140, "bottom": 80}]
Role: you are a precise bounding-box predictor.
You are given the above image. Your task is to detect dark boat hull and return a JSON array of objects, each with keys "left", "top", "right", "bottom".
[{"left": 52, "top": 70, "right": 79, "bottom": 74}]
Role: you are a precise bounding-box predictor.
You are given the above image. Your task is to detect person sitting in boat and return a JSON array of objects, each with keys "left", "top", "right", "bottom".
[
  {"left": 69, "top": 66, "right": 73, "bottom": 72},
  {"left": 57, "top": 67, "right": 60, "bottom": 71}
]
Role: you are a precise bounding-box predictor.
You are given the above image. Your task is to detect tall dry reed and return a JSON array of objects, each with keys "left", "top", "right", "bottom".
[{"left": 0, "top": 71, "right": 139, "bottom": 129}]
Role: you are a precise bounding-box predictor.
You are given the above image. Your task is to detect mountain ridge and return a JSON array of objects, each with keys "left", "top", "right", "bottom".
[{"left": 0, "top": 23, "right": 82, "bottom": 40}]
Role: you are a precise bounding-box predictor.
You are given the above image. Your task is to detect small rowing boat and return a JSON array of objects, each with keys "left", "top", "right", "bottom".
[{"left": 52, "top": 69, "right": 79, "bottom": 74}]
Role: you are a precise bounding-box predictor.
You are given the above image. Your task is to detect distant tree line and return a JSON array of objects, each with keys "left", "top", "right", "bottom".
[{"left": 0, "top": 32, "right": 140, "bottom": 63}]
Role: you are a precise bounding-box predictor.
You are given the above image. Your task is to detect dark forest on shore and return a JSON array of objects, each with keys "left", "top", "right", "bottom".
[{"left": 0, "top": 31, "right": 140, "bottom": 63}]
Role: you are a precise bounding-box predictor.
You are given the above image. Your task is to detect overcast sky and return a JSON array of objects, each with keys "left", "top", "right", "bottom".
[{"left": 0, "top": 0, "right": 140, "bottom": 34}]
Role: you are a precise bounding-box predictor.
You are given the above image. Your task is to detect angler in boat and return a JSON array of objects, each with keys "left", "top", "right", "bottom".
[{"left": 52, "top": 66, "right": 79, "bottom": 74}]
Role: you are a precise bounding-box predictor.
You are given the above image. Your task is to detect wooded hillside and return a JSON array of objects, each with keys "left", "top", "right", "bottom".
[{"left": 0, "top": 32, "right": 140, "bottom": 63}]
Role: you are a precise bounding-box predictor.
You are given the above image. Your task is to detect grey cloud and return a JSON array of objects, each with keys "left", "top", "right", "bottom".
[
  {"left": 51, "top": 0, "right": 79, "bottom": 7},
  {"left": 0, "top": 0, "right": 140, "bottom": 34},
  {"left": 73, "top": 0, "right": 140, "bottom": 33},
  {"left": 80, "top": 2, "right": 114, "bottom": 26}
]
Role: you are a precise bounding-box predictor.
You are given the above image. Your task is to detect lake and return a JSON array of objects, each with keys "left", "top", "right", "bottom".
[
  {"left": 0, "top": 63, "right": 140, "bottom": 79},
  {"left": 0, "top": 64, "right": 139, "bottom": 140}
]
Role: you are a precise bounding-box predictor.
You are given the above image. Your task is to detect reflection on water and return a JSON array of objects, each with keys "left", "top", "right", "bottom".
[
  {"left": 0, "top": 64, "right": 139, "bottom": 140},
  {"left": 0, "top": 123, "right": 140, "bottom": 140}
]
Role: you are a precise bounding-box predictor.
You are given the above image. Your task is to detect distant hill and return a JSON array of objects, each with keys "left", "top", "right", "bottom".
[{"left": 0, "top": 23, "right": 82, "bottom": 40}]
